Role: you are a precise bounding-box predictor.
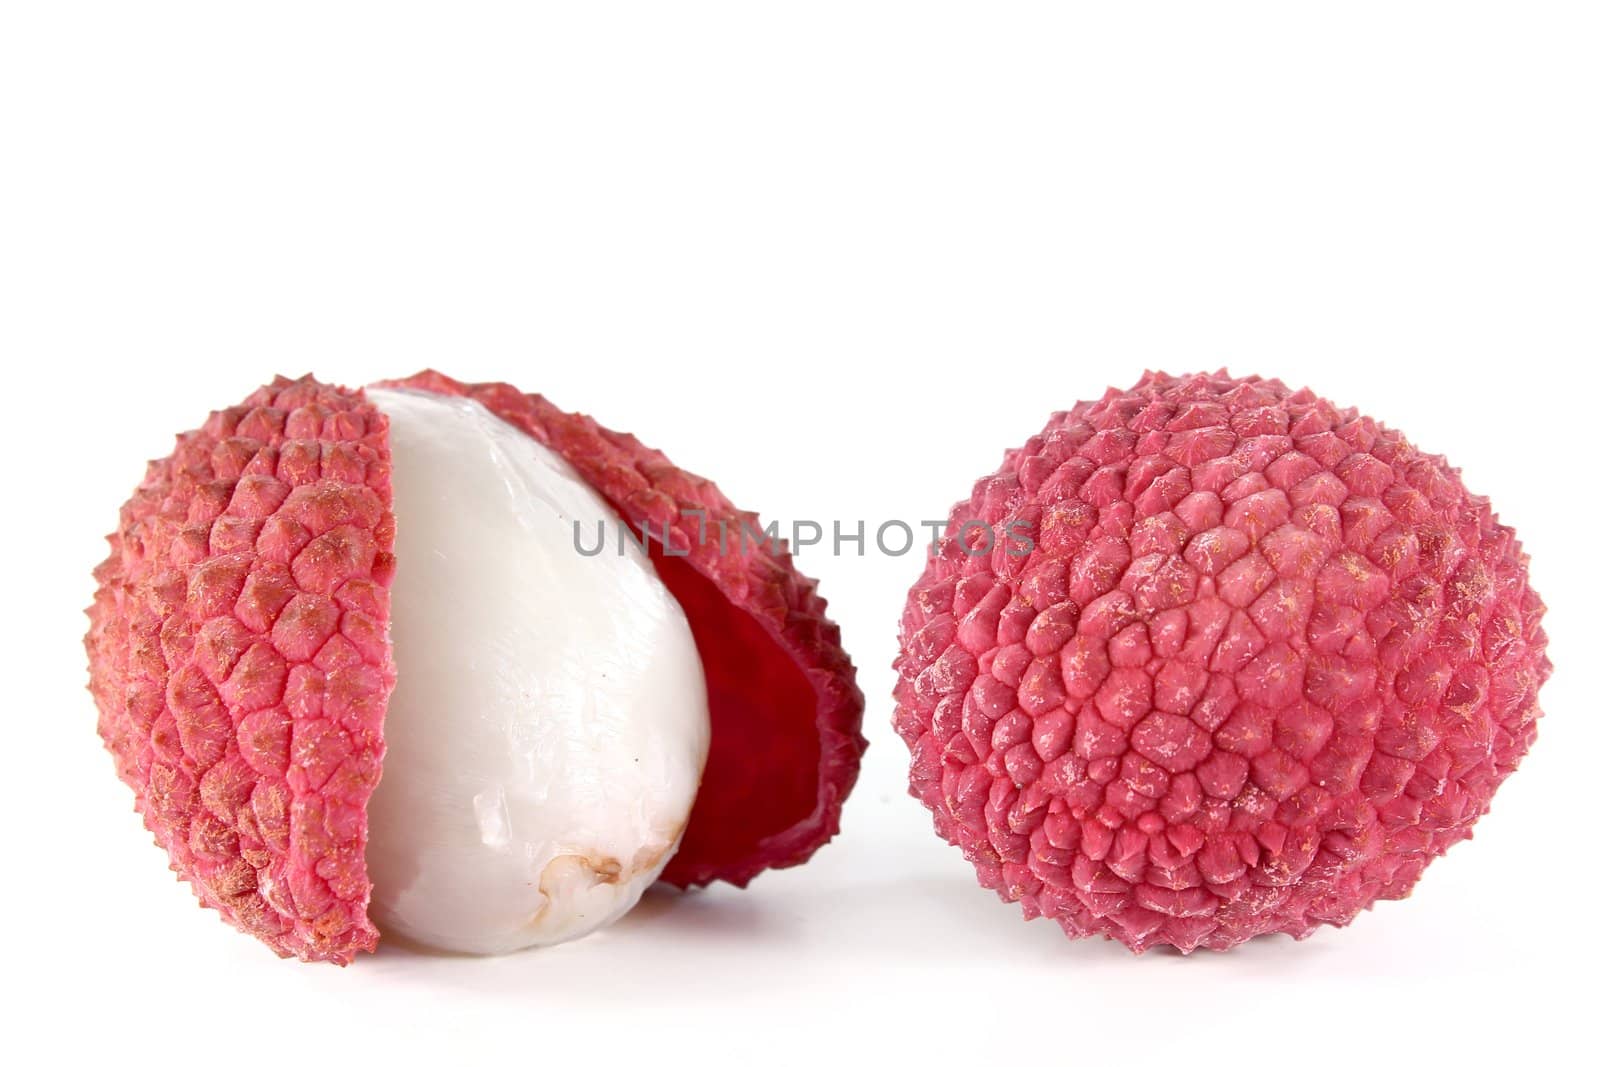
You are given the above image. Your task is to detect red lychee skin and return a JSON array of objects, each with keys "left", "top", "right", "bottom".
[
  {"left": 86, "top": 377, "right": 395, "bottom": 963},
  {"left": 88, "top": 372, "right": 867, "bottom": 962},
  {"left": 385, "top": 370, "right": 867, "bottom": 889},
  {"left": 893, "top": 371, "right": 1550, "bottom": 953}
]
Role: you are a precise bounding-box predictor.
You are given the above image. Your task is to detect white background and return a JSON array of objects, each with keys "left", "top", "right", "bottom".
[{"left": 3, "top": 3, "right": 1596, "bottom": 1065}]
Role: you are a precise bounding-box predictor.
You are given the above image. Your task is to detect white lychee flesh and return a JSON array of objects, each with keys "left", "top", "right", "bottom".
[{"left": 363, "top": 387, "right": 710, "bottom": 955}]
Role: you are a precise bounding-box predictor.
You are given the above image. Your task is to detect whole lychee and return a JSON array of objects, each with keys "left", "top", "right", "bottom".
[
  {"left": 893, "top": 370, "right": 1549, "bottom": 953},
  {"left": 87, "top": 371, "right": 865, "bottom": 962}
]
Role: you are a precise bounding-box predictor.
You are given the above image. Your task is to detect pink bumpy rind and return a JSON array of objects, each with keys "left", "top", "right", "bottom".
[
  {"left": 893, "top": 370, "right": 1551, "bottom": 953},
  {"left": 87, "top": 376, "right": 395, "bottom": 964},
  {"left": 384, "top": 370, "right": 867, "bottom": 889}
]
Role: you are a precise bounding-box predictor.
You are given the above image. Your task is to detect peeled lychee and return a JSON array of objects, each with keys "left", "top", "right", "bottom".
[
  {"left": 365, "top": 387, "right": 709, "bottom": 953},
  {"left": 87, "top": 372, "right": 865, "bottom": 963},
  {"left": 893, "top": 370, "right": 1550, "bottom": 953}
]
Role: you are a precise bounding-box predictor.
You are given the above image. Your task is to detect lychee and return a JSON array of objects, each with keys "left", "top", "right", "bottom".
[
  {"left": 893, "top": 370, "right": 1550, "bottom": 953},
  {"left": 87, "top": 371, "right": 865, "bottom": 962}
]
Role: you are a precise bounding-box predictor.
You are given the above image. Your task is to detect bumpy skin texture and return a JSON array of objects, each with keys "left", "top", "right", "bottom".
[
  {"left": 894, "top": 371, "right": 1550, "bottom": 952},
  {"left": 86, "top": 377, "right": 395, "bottom": 963},
  {"left": 387, "top": 370, "right": 867, "bottom": 888}
]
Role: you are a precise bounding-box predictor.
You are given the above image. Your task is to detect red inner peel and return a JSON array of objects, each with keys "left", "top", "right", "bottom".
[{"left": 649, "top": 553, "right": 821, "bottom": 885}]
